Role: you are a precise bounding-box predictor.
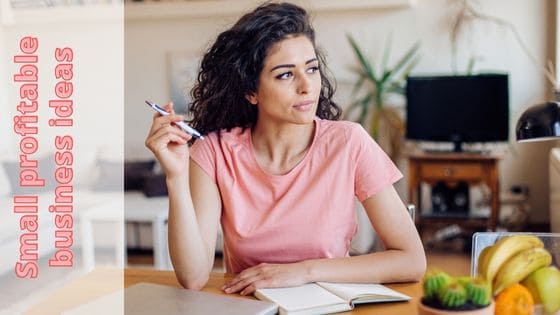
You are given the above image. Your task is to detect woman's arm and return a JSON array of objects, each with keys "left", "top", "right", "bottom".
[
  {"left": 303, "top": 185, "right": 426, "bottom": 283},
  {"left": 167, "top": 160, "right": 221, "bottom": 290},
  {"left": 223, "top": 185, "right": 426, "bottom": 295},
  {"left": 144, "top": 102, "right": 222, "bottom": 290}
]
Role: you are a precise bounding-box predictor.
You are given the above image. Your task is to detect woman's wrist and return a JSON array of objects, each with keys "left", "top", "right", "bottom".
[
  {"left": 301, "top": 260, "right": 320, "bottom": 283},
  {"left": 166, "top": 174, "right": 189, "bottom": 190}
]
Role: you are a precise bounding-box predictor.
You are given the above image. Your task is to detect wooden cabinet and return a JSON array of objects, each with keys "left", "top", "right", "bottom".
[{"left": 407, "top": 152, "right": 502, "bottom": 233}]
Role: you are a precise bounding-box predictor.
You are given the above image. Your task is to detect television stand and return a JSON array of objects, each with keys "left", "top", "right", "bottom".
[{"left": 407, "top": 151, "right": 504, "bottom": 240}]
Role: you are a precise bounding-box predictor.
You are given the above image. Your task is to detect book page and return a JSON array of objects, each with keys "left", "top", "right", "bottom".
[
  {"left": 316, "top": 282, "right": 411, "bottom": 304},
  {"left": 255, "top": 283, "right": 351, "bottom": 314}
]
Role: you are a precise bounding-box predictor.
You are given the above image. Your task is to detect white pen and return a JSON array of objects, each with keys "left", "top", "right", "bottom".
[{"left": 146, "top": 100, "right": 204, "bottom": 140}]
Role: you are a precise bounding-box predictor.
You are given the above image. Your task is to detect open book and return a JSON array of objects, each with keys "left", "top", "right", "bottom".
[{"left": 254, "top": 282, "right": 411, "bottom": 315}]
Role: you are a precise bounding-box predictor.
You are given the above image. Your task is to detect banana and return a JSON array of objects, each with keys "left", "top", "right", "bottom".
[
  {"left": 476, "top": 245, "right": 494, "bottom": 278},
  {"left": 481, "top": 234, "right": 543, "bottom": 284},
  {"left": 492, "top": 247, "right": 552, "bottom": 295}
]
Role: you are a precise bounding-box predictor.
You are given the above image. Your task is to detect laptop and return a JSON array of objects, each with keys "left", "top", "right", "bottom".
[{"left": 62, "top": 283, "right": 278, "bottom": 315}]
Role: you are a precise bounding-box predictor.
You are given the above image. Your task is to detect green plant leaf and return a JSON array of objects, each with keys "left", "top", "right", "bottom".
[
  {"left": 398, "top": 56, "right": 421, "bottom": 82},
  {"left": 387, "top": 42, "right": 421, "bottom": 83},
  {"left": 346, "top": 33, "right": 377, "bottom": 82},
  {"left": 386, "top": 81, "right": 405, "bottom": 94},
  {"left": 380, "top": 70, "right": 393, "bottom": 84},
  {"left": 381, "top": 32, "right": 394, "bottom": 75}
]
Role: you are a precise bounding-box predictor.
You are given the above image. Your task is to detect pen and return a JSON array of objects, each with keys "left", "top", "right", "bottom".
[{"left": 146, "top": 100, "right": 204, "bottom": 140}]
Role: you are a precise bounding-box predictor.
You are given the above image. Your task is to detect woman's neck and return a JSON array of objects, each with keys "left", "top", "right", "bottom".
[{"left": 251, "top": 119, "right": 315, "bottom": 175}]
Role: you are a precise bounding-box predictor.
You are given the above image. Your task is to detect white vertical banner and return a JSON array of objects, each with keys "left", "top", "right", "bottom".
[{"left": 0, "top": 1, "right": 124, "bottom": 314}]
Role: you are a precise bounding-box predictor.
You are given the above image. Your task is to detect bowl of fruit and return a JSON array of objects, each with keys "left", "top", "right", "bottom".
[
  {"left": 419, "top": 233, "right": 560, "bottom": 315},
  {"left": 473, "top": 233, "right": 560, "bottom": 315}
]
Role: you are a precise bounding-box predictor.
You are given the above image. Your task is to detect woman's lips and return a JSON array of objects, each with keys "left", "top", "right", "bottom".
[{"left": 293, "top": 100, "right": 314, "bottom": 111}]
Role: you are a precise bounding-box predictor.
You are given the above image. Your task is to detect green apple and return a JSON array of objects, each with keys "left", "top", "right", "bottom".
[{"left": 521, "top": 266, "right": 560, "bottom": 314}]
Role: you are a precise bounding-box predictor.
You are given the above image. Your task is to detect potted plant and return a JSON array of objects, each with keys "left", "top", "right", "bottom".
[
  {"left": 419, "top": 270, "right": 494, "bottom": 315},
  {"left": 345, "top": 34, "right": 420, "bottom": 161}
]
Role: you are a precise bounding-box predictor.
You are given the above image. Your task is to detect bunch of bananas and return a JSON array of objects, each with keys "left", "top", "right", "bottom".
[{"left": 476, "top": 234, "right": 552, "bottom": 296}]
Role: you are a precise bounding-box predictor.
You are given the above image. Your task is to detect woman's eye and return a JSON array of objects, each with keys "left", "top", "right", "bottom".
[
  {"left": 276, "top": 72, "right": 292, "bottom": 80},
  {"left": 307, "top": 66, "right": 319, "bottom": 74}
]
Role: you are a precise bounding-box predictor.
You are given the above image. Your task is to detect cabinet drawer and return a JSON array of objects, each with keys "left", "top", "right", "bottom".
[{"left": 419, "top": 163, "right": 483, "bottom": 180}]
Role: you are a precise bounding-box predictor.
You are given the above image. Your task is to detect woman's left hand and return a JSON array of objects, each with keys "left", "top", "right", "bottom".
[{"left": 222, "top": 262, "right": 310, "bottom": 295}]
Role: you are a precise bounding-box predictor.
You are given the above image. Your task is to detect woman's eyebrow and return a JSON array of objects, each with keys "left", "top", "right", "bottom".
[{"left": 270, "top": 58, "right": 318, "bottom": 72}]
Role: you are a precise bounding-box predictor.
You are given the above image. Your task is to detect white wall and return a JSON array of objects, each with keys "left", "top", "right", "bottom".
[{"left": 125, "top": 0, "right": 556, "bottom": 224}]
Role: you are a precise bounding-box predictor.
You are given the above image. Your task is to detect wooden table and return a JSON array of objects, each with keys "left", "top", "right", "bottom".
[
  {"left": 24, "top": 268, "right": 424, "bottom": 314},
  {"left": 126, "top": 269, "right": 425, "bottom": 314}
]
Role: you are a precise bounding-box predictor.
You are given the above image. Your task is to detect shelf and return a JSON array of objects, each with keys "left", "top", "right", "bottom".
[
  {"left": 1, "top": 0, "right": 413, "bottom": 25},
  {"left": 2, "top": 3, "right": 123, "bottom": 26},
  {"left": 124, "top": 0, "right": 414, "bottom": 20}
]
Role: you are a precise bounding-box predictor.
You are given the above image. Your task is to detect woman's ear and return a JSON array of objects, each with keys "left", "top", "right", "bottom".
[{"left": 245, "top": 93, "right": 258, "bottom": 105}]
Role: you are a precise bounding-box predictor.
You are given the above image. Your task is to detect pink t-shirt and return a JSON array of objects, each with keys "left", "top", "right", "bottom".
[{"left": 190, "top": 118, "right": 402, "bottom": 273}]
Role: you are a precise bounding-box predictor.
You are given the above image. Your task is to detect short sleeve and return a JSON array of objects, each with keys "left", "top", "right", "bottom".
[
  {"left": 352, "top": 124, "right": 403, "bottom": 202},
  {"left": 189, "top": 134, "right": 218, "bottom": 182}
]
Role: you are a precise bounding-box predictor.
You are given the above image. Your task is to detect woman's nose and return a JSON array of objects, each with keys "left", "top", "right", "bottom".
[{"left": 296, "top": 74, "right": 311, "bottom": 95}]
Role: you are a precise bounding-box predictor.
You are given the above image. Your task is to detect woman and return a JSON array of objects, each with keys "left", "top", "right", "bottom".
[{"left": 145, "top": 2, "right": 426, "bottom": 295}]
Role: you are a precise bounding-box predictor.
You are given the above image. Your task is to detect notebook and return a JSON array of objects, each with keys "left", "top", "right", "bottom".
[
  {"left": 254, "top": 282, "right": 411, "bottom": 315},
  {"left": 62, "top": 282, "right": 278, "bottom": 315}
]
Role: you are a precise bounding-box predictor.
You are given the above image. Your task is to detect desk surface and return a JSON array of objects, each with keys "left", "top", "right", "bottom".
[
  {"left": 124, "top": 268, "right": 424, "bottom": 315},
  {"left": 24, "top": 268, "right": 424, "bottom": 314}
]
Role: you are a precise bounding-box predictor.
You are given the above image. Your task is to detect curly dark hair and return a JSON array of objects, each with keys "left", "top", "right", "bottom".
[{"left": 188, "top": 2, "right": 341, "bottom": 137}]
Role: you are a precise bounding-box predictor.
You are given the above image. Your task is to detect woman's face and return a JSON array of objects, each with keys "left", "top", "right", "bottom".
[{"left": 247, "top": 35, "right": 321, "bottom": 126}]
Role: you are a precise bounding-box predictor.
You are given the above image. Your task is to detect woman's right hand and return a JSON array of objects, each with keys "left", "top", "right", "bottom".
[{"left": 145, "top": 102, "right": 192, "bottom": 179}]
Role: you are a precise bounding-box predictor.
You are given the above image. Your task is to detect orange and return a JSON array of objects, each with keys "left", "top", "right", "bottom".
[{"left": 495, "top": 283, "right": 534, "bottom": 315}]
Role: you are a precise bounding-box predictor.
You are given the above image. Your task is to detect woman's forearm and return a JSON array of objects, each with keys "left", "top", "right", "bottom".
[
  {"left": 166, "top": 175, "right": 213, "bottom": 290},
  {"left": 304, "top": 248, "right": 426, "bottom": 284}
]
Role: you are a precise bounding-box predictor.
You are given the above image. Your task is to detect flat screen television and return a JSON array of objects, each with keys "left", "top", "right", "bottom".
[{"left": 406, "top": 74, "right": 509, "bottom": 152}]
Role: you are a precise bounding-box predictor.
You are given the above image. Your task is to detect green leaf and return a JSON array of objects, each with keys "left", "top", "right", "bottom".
[
  {"left": 386, "top": 81, "right": 405, "bottom": 94},
  {"left": 399, "top": 56, "right": 421, "bottom": 82},
  {"left": 387, "top": 42, "right": 421, "bottom": 82},
  {"left": 381, "top": 32, "right": 393, "bottom": 75},
  {"left": 346, "top": 33, "right": 377, "bottom": 82},
  {"left": 380, "top": 70, "right": 393, "bottom": 84}
]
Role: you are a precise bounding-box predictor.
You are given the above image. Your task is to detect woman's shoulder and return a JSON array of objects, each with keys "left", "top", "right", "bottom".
[
  {"left": 317, "top": 118, "right": 369, "bottom": 141},
  {"left": 194, "top": 126, "right": 250, "bottom": 148}
]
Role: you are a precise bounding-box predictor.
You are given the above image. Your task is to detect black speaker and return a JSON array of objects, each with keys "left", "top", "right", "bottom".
[
  {"left": 431, "top": 181, "right": 450, "bottom": 213},
  {"left": 431, "top": 181, "right": 470, "bottom": 214},
  {"left": 449, "top": 181, "right": 469, "bottom": 213}
]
